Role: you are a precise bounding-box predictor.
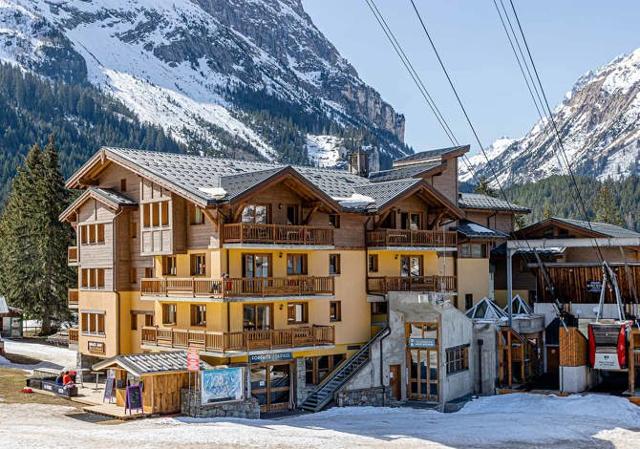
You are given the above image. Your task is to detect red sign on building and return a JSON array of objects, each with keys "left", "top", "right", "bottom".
[{"left": 187, "top": 348, "right": 200, "bottom": 371}]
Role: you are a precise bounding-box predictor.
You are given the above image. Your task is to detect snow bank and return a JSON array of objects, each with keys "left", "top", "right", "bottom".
[{"left": 333, "top": 193, "right": 375, "bottom": 208}]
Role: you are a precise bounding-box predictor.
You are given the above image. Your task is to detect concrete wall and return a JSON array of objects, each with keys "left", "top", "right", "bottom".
[{"left": 472, "top": 323, "right": 498, "bottom": 395}]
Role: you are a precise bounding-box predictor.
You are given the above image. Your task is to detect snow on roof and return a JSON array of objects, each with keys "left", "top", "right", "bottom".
[{"left": 333, "top": 193, "right": 375, "bottom": 208}]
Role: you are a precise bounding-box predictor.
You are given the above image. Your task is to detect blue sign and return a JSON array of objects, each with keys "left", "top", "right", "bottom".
[
  {"left": 249, "top": 352, "right": 293, "bottom": 364},
  {"left": 201, "top": 368, "right": 244, "bottom": 404},
  {"left": 408, "top": 337, "right": 437, "bottom": 348}
]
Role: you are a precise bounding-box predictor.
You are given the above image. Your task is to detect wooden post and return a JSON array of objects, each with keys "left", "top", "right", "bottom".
[{"left": 507, "top": 330, "right": 513, "bottom": 388}]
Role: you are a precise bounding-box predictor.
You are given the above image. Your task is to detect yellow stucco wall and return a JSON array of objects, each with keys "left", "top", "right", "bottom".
[{"left": 456, "top": 258, "right": 490, "bottom": 310}]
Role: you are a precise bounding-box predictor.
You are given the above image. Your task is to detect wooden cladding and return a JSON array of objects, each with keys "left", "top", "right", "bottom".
[
  {"left": 80, "top": 223, "right": 105, "bottom": 245},
  {"left": 367, "top": 276, "right": 456, "bottom": 294},
  {"left": 81, "top": 312, "right": 105, "bottom": 336},
  {"left": 67, "top": 328, "right": 79, "bottom": 344},
  {"left": 222, "top": 223, "right": 334, "bottom": 246},
  {"left": 366, "top": 229, "right": 457, "bottom": 248},
  {"left": 67, "top": 246, "right": 79, "bottom": 265},
  {"left": 141, "top": 324, "right": 334, "bottom": 353},
  {"left": 535, "top": 265, "right": 640, "bottom": 303},
  {"left": 559, "top": 327, "right": 588, "bottom": 367},
  {"left": 80, "top": 268, "right": 106, "bottom": 289},
  {"left": 140, "top": 276, "right": 335, "bottom": 298}
]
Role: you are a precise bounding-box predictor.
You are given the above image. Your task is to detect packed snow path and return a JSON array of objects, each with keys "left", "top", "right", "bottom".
[
  {"left": 0, "top": 339, "right": 76, "bottom": 370},
  {"left": 1, "top": 394, "right": 639, "bottom": 448}
]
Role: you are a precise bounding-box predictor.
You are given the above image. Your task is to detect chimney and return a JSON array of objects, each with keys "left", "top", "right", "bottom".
[{"left": 348, "top": 148, "right": 371, "bottom": 177}]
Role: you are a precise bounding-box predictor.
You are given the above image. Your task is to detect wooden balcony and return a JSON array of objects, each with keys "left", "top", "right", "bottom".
[
  {"left": 366, "top": 229, "right": 457, "bottom": 248},
  {"left": 140, "top": 276, "right": 335, "bottom": 299},
  {"left": 141, "top": 325, "right": 335, "bottom": 353},
  {"left": 67, "top": 246, "right": 79, "bottom": 265},
  {"left": 67, "top": 328, "right": 79, "bottom": 346},
  {"left": 222, "top": 223, "right": 334, "bottom": 246},
  {"left": 68, "top": 289, "right": 79, "bottom": 308},
  {"left": 367, "top": 275, "right": 457, "bottom": 294}
]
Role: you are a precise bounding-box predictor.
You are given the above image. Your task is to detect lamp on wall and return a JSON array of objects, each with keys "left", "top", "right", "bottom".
[
  {"left": 279, "top": 304, "right": 284, "bottom": 311},
  {"left": 394, "top": 254, "right": 399, "bottom": 260},
  {"left": 279, "top": 252, "right": 283, "bottom": 258}
]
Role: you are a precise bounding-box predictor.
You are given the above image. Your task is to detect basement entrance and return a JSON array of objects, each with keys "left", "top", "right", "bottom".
[{"left": 406, "top": 322, "right": 439, "bottom": 402}]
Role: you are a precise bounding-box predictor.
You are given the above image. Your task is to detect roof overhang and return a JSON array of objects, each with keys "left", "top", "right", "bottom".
[
  {"left": 59, "top": 188, "right": 136, "bottom": 222},
  {"left": 515, "top": 218, "right": 604, "bottom": 239},
  {"left": 377, "top": 180, "right": 465, "bottom": 219},
  {"left": 507, "top": 237, "right": 640, "bottom": 251}
]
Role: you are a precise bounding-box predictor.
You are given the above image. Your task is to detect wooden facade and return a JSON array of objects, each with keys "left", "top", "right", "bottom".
[
  {"left": 559, "top": 327, "right": 588, "bottom": 367},
  {"left": 367, "top": 276, "right": 456, "bottom": 294}
]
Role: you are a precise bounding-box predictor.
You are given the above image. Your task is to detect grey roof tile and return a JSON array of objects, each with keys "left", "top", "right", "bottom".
[
  {"left": 92, "top": 351, "right": 208, "bottom": 377},
  {"left": 458, "top": 192, "right": 530, "bottom": 213},
  {"left": 353, "top": 179, "right": 422, "bottom": 211},
  {"left": 90, "top": 187, "right": 136, "bottom": 206},
  {"left": 457, "top": 219, "right": 508, "bottom": 239},
  {"left": 394, "top": 145, "right": 468, "bottom": 164},
  {"left": 553, "top": 217, "right": 640, "bottom": 238}
]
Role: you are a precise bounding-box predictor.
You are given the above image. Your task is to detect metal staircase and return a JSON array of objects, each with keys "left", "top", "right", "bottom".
[{"left": 300, "top": 327, "right": 390, "bottom": 412}]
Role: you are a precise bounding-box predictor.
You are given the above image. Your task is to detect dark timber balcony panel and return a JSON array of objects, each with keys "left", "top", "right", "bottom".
[
  {"left": 67, "top": 246, "right": 79, "bottom": 265},
  {"left": 222, "top": 223, "right": 334, "bottom": 246},
  {"left": 366, "top": 229, "right": 457, "bottom": 248},
  {"left": 367, "top": 275, "right": 456, "bottom": 294},
  {"left": 68, "top": 289, "right": 79, "bottom": 308},
  {"left": 140, "top": 276, "right": 335, "bottom": 299},
  {"left": 141, "top": 325, "right": 335, "bottom": 353}
]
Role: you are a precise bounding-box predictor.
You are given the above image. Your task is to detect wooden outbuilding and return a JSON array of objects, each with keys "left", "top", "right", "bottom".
[
  {"left": 0, "top": 296, "right": 22, "bottom": 338},
  {"left": 93, "top": 351, "right": 207, "bottom": 415}
]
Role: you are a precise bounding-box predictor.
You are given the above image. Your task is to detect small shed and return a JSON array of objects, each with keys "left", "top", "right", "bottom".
[
  {"left": 93, "top": 352, "right": 209, "bottom": 415},
  {"left": 0, "top": 296, "right": 22, "bottom": 338}
]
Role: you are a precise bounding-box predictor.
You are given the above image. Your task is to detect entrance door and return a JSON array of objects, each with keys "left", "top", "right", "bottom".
[
  {"left": 546, "top": 346, "right": 559, "bottom": 377},
  {"left": 250, "top": 362, "right": 292, "bottom": 412},
  {"left": 406, "top": 322, "right": 439, "bottom": 402},
  {"left": 390, "top": 364, "right": 402, "bottom": 400}
]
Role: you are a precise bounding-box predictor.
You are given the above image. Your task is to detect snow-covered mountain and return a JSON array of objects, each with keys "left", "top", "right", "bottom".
[
  {"left": 461, "top": 49, "right": 640, "bottom": 186},
  {"left": 0, "top": 0, "right": 409, "bottom": 164}
]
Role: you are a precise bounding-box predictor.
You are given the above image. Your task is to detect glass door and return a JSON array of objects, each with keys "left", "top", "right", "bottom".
[
  {"left": 243, "top": 304, "right": 272, "bottom": 331},
  {"left": 406, "top": 322, "right": 439, "bottom": 402},
  {"left": 250, "top": 362, "right": 291, "bottom": 413},
  {"left": 243, "top": 254, "right": 272, "bottom": 294}
]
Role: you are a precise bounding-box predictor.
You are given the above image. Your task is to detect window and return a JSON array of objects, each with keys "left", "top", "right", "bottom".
[
  {"left": 400, "top": 212, "right": 422, "bottom": 230},
  {"left": 329, "top": 301, "right": 341, "bottom": 322},
  {"left": 241, "top": 204, "right": 269, "bottom": 224},
  {"left": 163, "top": 256, "right": 177, "bottom": 276},
  {"left": 190, "top": 304, "right": 206, "bottom": 327},
  {"left": 243, "top": 304, "right": 272, "bottom": 330},
  {"left": 287, "top": 302, "right": 308, "bottom": 324},
  {"left": 465, "top": 294, "right": 473, "bottom": 310},
  {"left": 446, "top": 345, "right": 469, "bottom": 374},
  {"left": 305, "top": 354, "right": 346, "bottom": 385},
  {"left": 80, "top": 223, "right": 105, "bottom": 245},
  {"left": 190, "top": 254, "right": 206, "bottom": 276},
  {"left": 400, "top": 255, "right": 423, "bottom": 277},
  {"left": 144, "top": 267, "right": 153, "bottom": 278},
  {"left": 287, "top": 254, "right": 308, "bottom": 275},
  {"left": 120, "top": 178, "right": 127, "bottom": 192},
  {"left": 144, "top": 314, "right": 154, "bottom": 327},
  {"left": 80, "top": 268, "right": 106, "bottom": 289},
  {"left": 191, "top": 206, "right": 205, "bottom": 225},
  {"left": 130, "top": 312, "right": 138, "bottom": 331},
  {"left": 368, "top": 254, "right": 379, "bottom": 273},
  {"left": 142, "top": 201, "right": 170, "bottom": 229},
  {"left": 329, "top": 254, "right": 341, "bottom": 275},
  {"left": 81, "top": 312, "right": 105, "bottom": 336},
  {"left": 162, "top": 303, "right": 177, "bottom": 325},
  {"left": 459, "top": 243, "right": 486, "bottom": 258},
  {"left": 129, "top": 268, "right": 137, "bottom": 285},
  {"left": 243, "top": 254, "right": 271, "bottom": 278},
  {"left": 329, "top": 214, "right": 341, "bottom": 228}
]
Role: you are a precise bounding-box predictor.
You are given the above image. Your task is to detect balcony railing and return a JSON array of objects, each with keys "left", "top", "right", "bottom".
[
  {"left": 367, "top": 275, "right": 457, "bottom": 294},
  {"left": 68, "top": 289, "right": 79, "bottom": 308},
  {"left": 222, "top": 223, "right": 334, "bottom": 246},
  {"left": 141, "top": 325, "right": 335, "bottom": 353},
  {"left": 140, "top": 276, "right": 335, "bottom": 299},
  {"left": 68, "top": 328, "right": 79, "bottom": 345},
  {"left": 366, "top": 229, "right": 457, "bottom": 248},
  {"left": 68, "top": 246, "right": 78, "bottom": 265}
]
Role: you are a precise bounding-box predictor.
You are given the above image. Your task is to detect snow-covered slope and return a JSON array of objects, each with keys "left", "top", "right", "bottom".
[
  {"left": 463, "top": 49, "right": 640, "bottom": 185},
  {"left": 0, "top": 0, "right": 409, "bottom": 164}
]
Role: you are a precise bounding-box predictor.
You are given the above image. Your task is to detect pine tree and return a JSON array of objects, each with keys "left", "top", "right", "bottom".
[
  {"left": 594, "top": 183, "right": 624, "bottom": 226},
  {"left": 474, "top": 176, "right": 497, "bottom": 197},
  {"left": 0, "top": 138, "right": 73, "bottom": 335}
]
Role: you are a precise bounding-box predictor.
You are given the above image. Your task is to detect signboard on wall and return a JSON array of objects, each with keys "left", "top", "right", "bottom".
[
  {"left": 249, "top": 352, "right": 293, "bottom": 364},
  {"left": 408, "top": 337, "right": 437, "bottom": 349},
  {"left": 586, "top": 280, "right": 602, "bottom": 293},
  {"left": 201, "top": 368, "right": 244, "bottom": 404}
]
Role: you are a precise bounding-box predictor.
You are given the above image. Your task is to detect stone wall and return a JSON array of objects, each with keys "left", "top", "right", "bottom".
[
  {"left": 336, "top": 386, "right": 395, "bottom": 407},
  {"left": 181, "top": 388, "right": 260, "bottom": 419}
]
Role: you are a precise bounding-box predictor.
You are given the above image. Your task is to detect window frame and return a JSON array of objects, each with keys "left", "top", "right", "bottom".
[
  {"left": 162, "top": 303, "right": 177, "bottom": 326},
  {"left": 329, "top": 301, "right": 342, "bottom": 322},
  {"left": 446, "top": 344, "right": 469, "bottom": 375},
  {"left": 329, "top": 254, "right": 341, "bottom": 275},
  {"left": 163, "top": 255, "right": 178, "bottom": 276},
  {"left": 287, "top": 302, "right": 308, "bottom": 325},
  {"left": 190, "top": 253, "right": 207, "bottom": 276},
  {"left": 190, "top": 304, "right": 207, "bottom": 327},
  {"left": 81, "top": 312, "right": 105, "bottom": 336},
  {"left": 368, "top": 254, "right": 379, "bottom": 273},
  {"left": 329, "top": 214, "right": 341, "bottom": 229},
  {"left": 191, "top": 206, "right": 205, "bottom": 225},
  {"left": 287, "top": 254, "right": 308, "bottom": 275},
  {"left": 80, "top": 268, "right": 106, "bottom": 290}
]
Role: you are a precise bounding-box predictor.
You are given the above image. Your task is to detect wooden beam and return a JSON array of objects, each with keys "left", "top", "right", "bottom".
[
  {"left": 232, "top": 203, "right": 247, "bottom": 222},
  {"left": 303, "top": 205, "right": 319, "bottom": 225},
  {"left": 202, "top": 208, "right": 218, "bottom": 227}
]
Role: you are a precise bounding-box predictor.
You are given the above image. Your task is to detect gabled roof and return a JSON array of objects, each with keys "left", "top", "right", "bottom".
[
  {"left": 92, "top": 351, "right": 209, "bottom": 377},
  {"left": 59, "top": 187, "right": 136, "bottom": 222},
  {"left": 456, "top": 219, "right": 508, "bottom": 239},
  {"left": 0, "top": 296, "right": 21, "bottom": 317},
  {"left": 458, "top": 192, "right": 530, "bottom": 213},
  {"left": 505, "top": 294, "right": 532, "bottom": 315},
  {"left": 394, "top": 145, "right": 469, "bottom": 166},
  {"left": 515, "top": 217, "right": 640, "bottom": 239},
  {"left": 368, "top": 161, "right": 444, "bottom": 183}
]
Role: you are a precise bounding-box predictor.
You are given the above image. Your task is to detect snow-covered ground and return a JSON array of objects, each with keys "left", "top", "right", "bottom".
[
  {"left": 0, "top": 339, "right": 76, "bottom": 371},
  {"left": 1, "top": 394, "right": 639, "bottom": 448}
]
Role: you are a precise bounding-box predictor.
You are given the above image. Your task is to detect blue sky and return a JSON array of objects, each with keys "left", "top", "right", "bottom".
[{"left": 302, "top": 0, "right": 640, "bottom": 154}]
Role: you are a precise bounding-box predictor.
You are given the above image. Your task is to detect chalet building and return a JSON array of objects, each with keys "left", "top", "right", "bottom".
[{"left": 60, "top": 145, "right": 528, "bottom": 413}]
